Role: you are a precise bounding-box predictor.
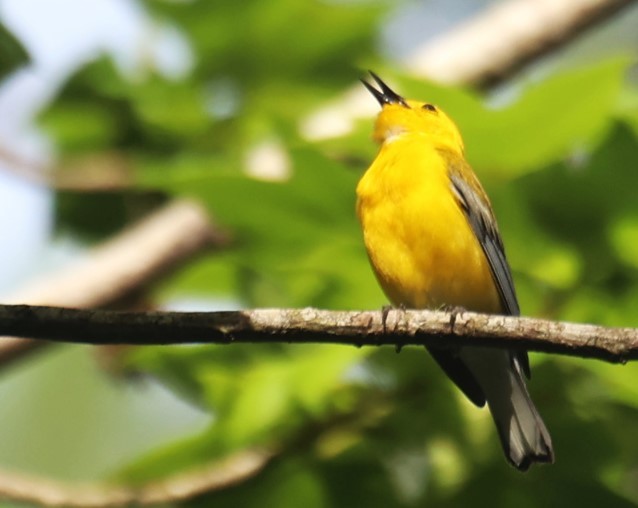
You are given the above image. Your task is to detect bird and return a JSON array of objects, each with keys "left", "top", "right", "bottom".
[{"left": 356, "top": 71, "right": 553, "bottom": 471}]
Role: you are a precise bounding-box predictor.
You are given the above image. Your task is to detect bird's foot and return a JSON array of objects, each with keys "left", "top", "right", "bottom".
[
  {"left": 381, "top": 304, "right": 407, "bottom": 353},
  {"left": 439, "top": 304, "right": 466, "bottom": 331},
  {"left": 381, "top": 304, "right": 393, "bottom": 334}
]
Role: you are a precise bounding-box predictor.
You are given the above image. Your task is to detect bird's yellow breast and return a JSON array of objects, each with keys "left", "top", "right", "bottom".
[{"left": 356, "top": 135, "right": 502, "bottom": 313}]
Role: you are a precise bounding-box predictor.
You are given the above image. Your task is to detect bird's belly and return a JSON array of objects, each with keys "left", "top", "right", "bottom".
[{"left": 359, "top": 189, "right": 502, "bottom": 313}]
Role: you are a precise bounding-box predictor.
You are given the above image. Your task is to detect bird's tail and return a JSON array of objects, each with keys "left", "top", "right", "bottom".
[
  {"left": 493, "top": 362, "right": 554, "bottom": 470},
  {"left": 460, "top": 348, "right": 554, "bottom": 471}
]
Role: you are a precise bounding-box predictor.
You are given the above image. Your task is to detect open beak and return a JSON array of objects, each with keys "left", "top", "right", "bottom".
[{"left": 360, "top": 71, "right": 407, "bottom": 107}]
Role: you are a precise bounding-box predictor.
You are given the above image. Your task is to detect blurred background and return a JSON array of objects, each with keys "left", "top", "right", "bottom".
[{"left": 0, "top": 0, "right": 638, "bottom": 506}]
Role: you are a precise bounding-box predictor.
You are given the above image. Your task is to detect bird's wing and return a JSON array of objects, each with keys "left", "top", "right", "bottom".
[
  {"left": 446, "top": 157, "right": 519, "bottom": 316},
  {"left": 444, "top": 154, "right": 530, "bottom": 379},
  {"left": 423, "top": 153, "right": 525, "bottom": 406}
]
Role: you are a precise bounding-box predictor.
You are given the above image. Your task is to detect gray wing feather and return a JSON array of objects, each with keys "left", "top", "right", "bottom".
[
  {"left": 448, "top": 165, "right": 530, "bottom": 379},
  {"left": 449, "top": 172, "right": 519, "bottom": 316}
]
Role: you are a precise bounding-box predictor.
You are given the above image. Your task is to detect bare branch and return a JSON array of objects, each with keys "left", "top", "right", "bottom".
[
  {"left": 0, "top": 303, "right": 633, "bottom": 505},
  {"left": 0, "top": 199, "right": 228, "bottom": 365},
  {"left": 0, "top": 447, "right": 276, "bottom": 507},
  {"left": 405, "top": 0, "right": 635, "bottom": 87},
  {"left": 0, "top": 305, "right": 635, "bottom": 363},
  {"left": 0, "top": 382, "right": 387, "bottom": 507}
]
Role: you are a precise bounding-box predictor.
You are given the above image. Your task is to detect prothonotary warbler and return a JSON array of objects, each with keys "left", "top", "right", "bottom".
[{"left": 356, "top": 72, "right": 553, "bottom": 471}]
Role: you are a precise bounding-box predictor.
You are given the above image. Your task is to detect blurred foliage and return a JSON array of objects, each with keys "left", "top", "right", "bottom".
[
  {"left": 13, "top": 0, "right": 638, "bottom": 506},
  {"left": 0, "top": 21, "right": 29, "bottom": 80}
]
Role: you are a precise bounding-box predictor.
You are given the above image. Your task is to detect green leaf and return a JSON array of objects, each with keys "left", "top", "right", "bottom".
[
  {"left": 468, "top": 59, "right": 627, "bottom": 175},
  {"left": 193, "top": 459, "right": 327, "bottom": 508},
  {"left": 0, "top": 22, "right": 29, "bottom": 80},
  {"left": 137, "top": 144, "right": 381, "bottom": 308}
]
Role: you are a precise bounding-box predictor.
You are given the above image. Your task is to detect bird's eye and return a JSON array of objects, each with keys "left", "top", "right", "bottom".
[{"left": 422, "top": 103, "right": 437, "bottom": 112}]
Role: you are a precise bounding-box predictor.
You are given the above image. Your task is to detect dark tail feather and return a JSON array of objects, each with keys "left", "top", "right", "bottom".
[
  {"left": 458, "top": 348, "right": 554, "bottom": 470},
  {"left": 493, "top": 364, "right": 554, "bottom": 470}
]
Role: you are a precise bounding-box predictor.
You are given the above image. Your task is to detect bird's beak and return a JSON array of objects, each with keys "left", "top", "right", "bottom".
[{"left": 360, "top": 71, "right": 407, "bottom": 107}]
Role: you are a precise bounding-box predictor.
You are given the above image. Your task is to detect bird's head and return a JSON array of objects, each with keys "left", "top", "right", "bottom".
[{"left": 361, "top": 71, "right": 464, "bottom": 153}]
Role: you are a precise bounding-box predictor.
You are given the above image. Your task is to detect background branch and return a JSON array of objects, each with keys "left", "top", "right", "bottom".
[
  {"left": 0, "top": 447, "right": 276, "bottom": 508},
  {"left": 0, "top": 305, "right": 635, "bottom": 363},
  {"left": 405, "top": 0, "right": 634, "bottom": 87},
  {"left": 0, "top": 381, "right": 394, "bottom": 507},
  {"left": 0, "top": 199, "right": 228, "bottom": 366}
]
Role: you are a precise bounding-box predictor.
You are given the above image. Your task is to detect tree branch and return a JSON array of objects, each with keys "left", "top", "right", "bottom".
[
  {"left": 0, "top": 305, "right": 635, "bottom": 363},
  {"left": 0, "top": 447, "right": 276, "bottom": 507},
  {"left": 0, "top": 381, "right": 392, "bottom": 507},
  {"left": 0, "top": 304, "right": 633, "bottom": 505},
  {"left": 405, "top": 0, "right": 635, "bottom": 87},
  {"left": 0, "top": 199, "right": 228, "bottom": 366}
]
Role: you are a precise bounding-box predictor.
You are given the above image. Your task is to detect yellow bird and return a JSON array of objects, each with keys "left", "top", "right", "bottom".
[{"left": 357, "top": 72, "right": 553, "bottom": 471}]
